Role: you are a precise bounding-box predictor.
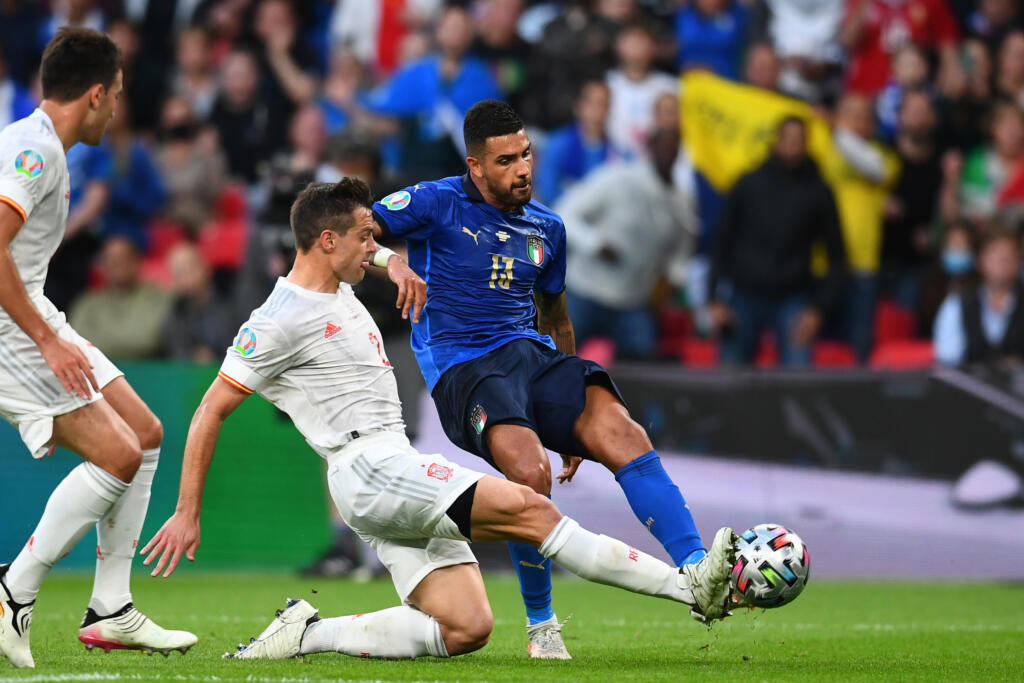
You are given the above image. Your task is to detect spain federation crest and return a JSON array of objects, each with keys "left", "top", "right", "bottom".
[{"left": 527, "top": 234, "right": 544, "bottom": 266}]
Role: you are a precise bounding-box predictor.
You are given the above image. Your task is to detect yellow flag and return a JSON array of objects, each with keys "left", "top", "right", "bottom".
[{"left": 681, "top": 71, "right": 899, "bottom": 273}]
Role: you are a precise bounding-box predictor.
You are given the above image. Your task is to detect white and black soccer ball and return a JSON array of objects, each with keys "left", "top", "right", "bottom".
[{"left": 730, "top": 523, "right": 809, "bottom": 608}]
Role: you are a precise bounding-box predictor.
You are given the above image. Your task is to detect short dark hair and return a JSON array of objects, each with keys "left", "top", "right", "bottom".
[
  {"left": 326, "top": 133, "right": 382, "bottom": 181},
  {"left": 463, "top": 99, "right": 524, "bottom": 156},
  {"left": 979, "top": 220, "right": 1022, "bottom": 253},
  {"left": 290, "top": 178, "right": 373, "bottom": 252},
  {"left": 41, "top": 28, "right": 122, "bottom": 102},
  {"left": 776, "top": 115, "right": 806, "bottom": 135}
]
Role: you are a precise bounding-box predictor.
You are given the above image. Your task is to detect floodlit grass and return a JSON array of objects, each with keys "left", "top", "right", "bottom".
[{"left": 3, "top": 573, "right": 1022, "bottom": 681}]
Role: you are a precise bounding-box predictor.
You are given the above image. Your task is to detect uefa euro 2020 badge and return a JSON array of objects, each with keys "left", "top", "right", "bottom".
[
  {"left": 233, "top": 326, "right": 257, "bottom": 357},
  {"left": 381, "top": 190, "right": 410, "bottom": 211},
  {"left": 14, "top": 150, "right": 44, "bottom": 179}
]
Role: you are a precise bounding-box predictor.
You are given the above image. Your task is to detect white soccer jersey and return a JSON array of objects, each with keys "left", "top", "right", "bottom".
[
  {"left": 218, "top": 278, "right": 406, "bottom": 457},
  {"left": 0, "top": 109, "right": 71, "bottom": 327}
]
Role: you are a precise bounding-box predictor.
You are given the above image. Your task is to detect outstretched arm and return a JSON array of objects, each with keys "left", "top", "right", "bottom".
[
  {"left": 534, "top": 289, "right": 575, "bottom": 355},
  {"left": 141, "top": 378, "right": 249, "bottom": 577}
]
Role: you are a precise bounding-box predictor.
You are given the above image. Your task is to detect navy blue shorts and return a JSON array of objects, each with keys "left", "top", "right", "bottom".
[{"left": 431, "top": 338, "right": 623, "bottom": 469}]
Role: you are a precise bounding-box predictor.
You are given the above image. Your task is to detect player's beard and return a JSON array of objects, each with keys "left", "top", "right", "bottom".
[{"left": 490, "top": 177, "right": 532, "bottom": 211}]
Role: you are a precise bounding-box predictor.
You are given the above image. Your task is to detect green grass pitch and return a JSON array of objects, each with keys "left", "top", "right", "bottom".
[{"left": 3, "top": 573, "right": 1022, "bottom": 682}]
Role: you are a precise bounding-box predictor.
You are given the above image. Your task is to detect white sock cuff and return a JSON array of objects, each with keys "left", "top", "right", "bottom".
[
  {"left": 425, "top": 617, "right": 449, "bottom": 658},
  {"left": 140, "top": 447, "right": 160, "bottom": 470},
  {"left": 79, "top": 462, "right": 129, "bottom": 503},
  {"left": 538, "top": 516, "right": 580, "bottom": 558}
]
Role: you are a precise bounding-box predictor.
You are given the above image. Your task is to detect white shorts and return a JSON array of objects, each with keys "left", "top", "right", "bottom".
[
  {"left": 0, "top": 299, "right": 122, "bottom": 459},
  {"left": 326, "top": 431, "right": 485, "bottom": 602}
]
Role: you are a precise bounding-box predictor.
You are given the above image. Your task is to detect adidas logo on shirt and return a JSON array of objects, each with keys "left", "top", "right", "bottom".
[{"left": 324, "top": 323, "right": 342, "bottom": 339}]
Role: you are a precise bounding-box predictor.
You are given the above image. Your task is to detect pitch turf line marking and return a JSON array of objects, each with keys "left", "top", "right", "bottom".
[{"left": 0, "top": 675, "right": 454, "bottom": 683}]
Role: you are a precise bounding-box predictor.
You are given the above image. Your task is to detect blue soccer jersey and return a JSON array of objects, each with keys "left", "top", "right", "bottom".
[{"left": 373, "top": 174, "right": 567, "bottom": 391}]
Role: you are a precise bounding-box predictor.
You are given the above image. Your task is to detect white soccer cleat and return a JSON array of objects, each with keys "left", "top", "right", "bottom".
[
  {"left": 526, "top": 615, "right": 571, "bottom": 660},
  {"left": 224, "top": 598, "right": 319, "bottom": 660},
  {"left": 0, "top": 565, "right": 35, "bottom": 668},
  {"left": 78, "top": 604, "right": 197, "bottom": 656},
  {"left": 677, "top": 527, "right": 737, "bottom": 625}
]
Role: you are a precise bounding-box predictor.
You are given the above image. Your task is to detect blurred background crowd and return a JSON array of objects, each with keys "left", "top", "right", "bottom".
[{"left": 3, "top": 0, "right": 1024, "bottom": 371}]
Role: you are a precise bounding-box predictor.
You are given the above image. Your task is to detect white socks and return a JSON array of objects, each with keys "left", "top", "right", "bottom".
[
  {"left": 299, "top": 606, "right": 448, "bottom": 659},
  {"left": 90, "top": 447, "right": 159, "bottom": 615},
  {"left": 539, "top": 517, "right": 686, "bottom": 603},
  {"left": 6, "top": 462, "right": 129, "bottom": 604}
]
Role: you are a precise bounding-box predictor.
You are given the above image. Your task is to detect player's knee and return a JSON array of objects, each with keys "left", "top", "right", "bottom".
[
  {"left": 105, "top": 429, "right": 143, "bottom": 481},
  {"left": 137, "top": 414, "right": 163, "bottom": 451},
  {"left": 502, "top": 459, "right": 552, "bottom": 496},
  {"left": 107, "top": 440, "right": 142, "bottom": 482},
  {"left": 443, "top": 610, "right": 493, "bottom": 655},
  {"left": 512, "top": 487, "right": 561, "bottom": 545}
]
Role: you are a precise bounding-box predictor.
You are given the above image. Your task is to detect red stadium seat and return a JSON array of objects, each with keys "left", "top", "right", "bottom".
[
  {"left": 755, "top": 333, "right": 778, "bottom": 368},
  {"left": 577, "top": 337, "right": 615, "bottom": 367},
  {"left": 680, "top": 338, "right": 719, "bottom": 367},
  {"left": 874, "top": 300, "right": 917, "bottom": 344},
  {"left": 657, "top": 307, "right": 693, "bottom": 359},
  {"left": 869, "top": 340, "right": 934, "bottom": 369},
  {"left": 813, "top": 341, "right": 858, "bottom": 368}
]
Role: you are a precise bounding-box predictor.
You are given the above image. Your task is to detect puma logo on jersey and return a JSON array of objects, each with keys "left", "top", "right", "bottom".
[
  {"left": 324, "top": 323, "right": 342, "bottom": 338},
  {"left": 519, "top": 559, "right": 548, "bottom": 571},
  {"left": 462, "top": 226, "right": 481, "bottom": 245}
]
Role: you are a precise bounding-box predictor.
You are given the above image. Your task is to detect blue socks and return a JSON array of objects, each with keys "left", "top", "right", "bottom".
[
  {"left": 614, "top": 450, "right": 704, "bottom": 566},
  {"left": 508, "top": 541, "right": 555, "bottom": 625}
]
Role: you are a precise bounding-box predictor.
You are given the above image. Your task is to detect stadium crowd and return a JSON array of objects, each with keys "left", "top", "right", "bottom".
[{"left": 3, "top": 0, "right": 1024, "bottom": 369}]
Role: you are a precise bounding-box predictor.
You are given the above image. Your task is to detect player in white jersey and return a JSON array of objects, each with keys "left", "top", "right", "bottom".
[
  {"left": 141, "top": 179, "right": 738, "bottom": 662},
  {"left": 0, "top": 29, "right": 196, "bottom": 669}
]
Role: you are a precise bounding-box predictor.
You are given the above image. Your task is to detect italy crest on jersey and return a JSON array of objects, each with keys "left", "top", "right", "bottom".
[
  {"left": 471, "top": 404, "right": 487, "bottom": 434},
  {"left": 14, "top": 150, "right": 43, "bottom": 179},
  {"left": 233, "top": 326, "right": 257, "bottom": 356},
  {"left": 527, "top": 234, "right": 544, "bottom": 266}
]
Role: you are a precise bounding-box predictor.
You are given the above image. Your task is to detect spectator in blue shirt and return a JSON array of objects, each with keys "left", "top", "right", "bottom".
[
  {"left": 361, "top": 6, "right": 502, "bottom": 179},
  {"left": 103, "top": 98, "right": 168, "bottom": 252},
  {"left": 934, "top": 225, "right": 1024, "bottom": 367},
  {"left": 536, "top": 79, "right": 613, "bottom": 205},
  {"left": 45, "top": 126, "right": 116, "bottom": 312},
  {"left": 675, "top": 0, "right": 748, "bottom": 81}
]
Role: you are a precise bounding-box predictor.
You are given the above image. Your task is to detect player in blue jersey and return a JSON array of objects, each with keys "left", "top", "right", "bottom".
[{"left": 371, "top": 100, "right": 737, "bottom": 659}]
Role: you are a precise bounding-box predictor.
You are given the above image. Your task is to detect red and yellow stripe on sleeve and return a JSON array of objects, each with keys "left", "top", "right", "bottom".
[
  {"left": 0, "top": 196, "right": 27, "bottom": 222},
  {"left": 217, "top": 370, "right": 254, "bottom": 395}
]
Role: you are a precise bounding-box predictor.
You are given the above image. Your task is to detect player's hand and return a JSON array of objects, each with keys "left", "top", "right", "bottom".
[
  {"left": 140, "top": 513, "right": 200, "bottom": 578},
  {"left": 386, "top": 256, "right": 427, "bottom": 324},
  {"left": 38, "top": 336, "right": 97, "bottom": 398},
  {"left": 556, "top": 454, "right": 582, "bottom": 484}
]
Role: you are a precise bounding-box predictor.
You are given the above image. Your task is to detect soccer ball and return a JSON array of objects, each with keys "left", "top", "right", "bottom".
[{"left": 730, "top": 523, "right": 809, "bottom": 608}]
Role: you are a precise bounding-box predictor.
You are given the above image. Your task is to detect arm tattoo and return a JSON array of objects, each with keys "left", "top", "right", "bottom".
[{"left": 535, "top": 291, "right": 576, "bottom": 355}]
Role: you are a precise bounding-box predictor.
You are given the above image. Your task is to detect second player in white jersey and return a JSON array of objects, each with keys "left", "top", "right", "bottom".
[
  {"left": 218, "top": 279, "right": 405, "bottom": 457},
  {"left": 0, "top": 29, "right": 196, "bottom": 668}
]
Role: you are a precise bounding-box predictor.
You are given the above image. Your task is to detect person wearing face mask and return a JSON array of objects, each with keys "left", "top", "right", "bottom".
[
  {"left": 917, "top": 220, "right": 978, "bottom": 334},
  {"left": 934, "top": 223, "right": 1023, "bottom": 366}
]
